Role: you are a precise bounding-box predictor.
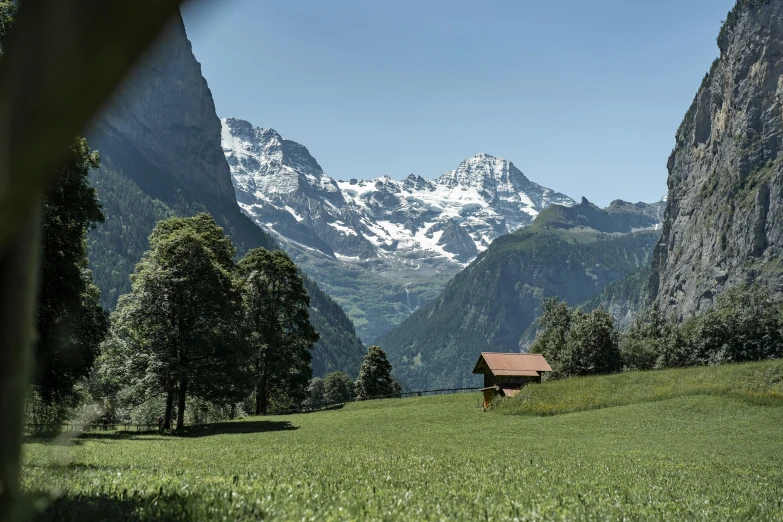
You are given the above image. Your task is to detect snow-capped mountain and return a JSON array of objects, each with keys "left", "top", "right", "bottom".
[{"left": 222, "top": 117, "right": 575, "bottom": 270}]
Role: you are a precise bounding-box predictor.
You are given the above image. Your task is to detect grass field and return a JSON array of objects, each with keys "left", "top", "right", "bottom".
[{"left": 23, "top": 361, "right": 783, "bottom": 521}]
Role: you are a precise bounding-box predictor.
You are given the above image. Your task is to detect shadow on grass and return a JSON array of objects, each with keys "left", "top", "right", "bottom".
[
  {"left": 30, "top": 492, "right": 202, "bottom": 522},
  {"left": 284, "top": 403, "right": 346, "bottom": 415},
  {"left": 176, "top": 420, "right": 297, "bottom": 437},
  {"left": 25, "top": 420, "right": 297, "bottom": 444}
]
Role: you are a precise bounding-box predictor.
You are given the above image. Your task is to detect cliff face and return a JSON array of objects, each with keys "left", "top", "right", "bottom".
[
  {"left": 90, "top": 14, "right": 235, "bottom": 207},
  {"left": 650, "top": 0, "right": 783, "bottom": 318}
]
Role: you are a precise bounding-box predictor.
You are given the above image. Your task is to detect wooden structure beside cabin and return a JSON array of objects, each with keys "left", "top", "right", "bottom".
[{"left": 473, "top": 352, "right": 553, "bottom": 409}]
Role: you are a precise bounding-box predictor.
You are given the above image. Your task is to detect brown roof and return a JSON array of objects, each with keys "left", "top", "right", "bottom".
[
  {"left": 472, "top": 352, "right": 553, "bottom": 375},
  {"left": 493, "top": 369, "right": 541, "bottom": 377}
]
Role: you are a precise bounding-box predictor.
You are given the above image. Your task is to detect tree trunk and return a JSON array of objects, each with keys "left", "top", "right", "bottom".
[
  {"left": 256, "top": 371, "right": 269, "bottom": 416},
  {"left": 0, "top": 206, "right": 40, "bottom": 520},
  {"left": 254, "top": 357, "right": 264, "bottom": 415},
  {"left": 164, "top": 386, "right": 174, "bottom": 430},
  {"left": 176, "top": 377, "right": 187, "bottom": 430},
  {"left": 255, "top": 381, "right": 262, "bottom": 416}
]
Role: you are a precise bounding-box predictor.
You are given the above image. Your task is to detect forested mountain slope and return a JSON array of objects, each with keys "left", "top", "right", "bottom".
[
  {"left": 85, "top": 13, "right": 364, "bottom": 378},
  {"left": 378, "top": 199, "right": 661, "bottom": 389},
  {"left": 650, "top": 0, "right": 783, "bottom": 318},
  {"left": 580, "top": 265, "right": 653, "bottom": 331}
]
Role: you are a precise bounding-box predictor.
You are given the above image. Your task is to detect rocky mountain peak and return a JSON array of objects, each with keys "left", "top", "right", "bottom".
[
  {"left": 224, "top": 117, "right": 256, "bottom": 142},
  {"left": 222, "top": 118, "right": 338, "bottom": 203},
  {"left": 221, "top": 118, "right": 576, "bottom": 278},
  {"left": 438, "top": 153, "right": 525, "bottom": 189}
]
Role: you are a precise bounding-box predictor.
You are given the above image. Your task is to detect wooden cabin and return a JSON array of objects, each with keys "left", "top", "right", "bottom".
[{"left": 473, "top": 352, "right": 553, "bottom": 408}]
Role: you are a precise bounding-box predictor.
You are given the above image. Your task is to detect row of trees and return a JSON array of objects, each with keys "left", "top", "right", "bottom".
[
  {"left": 305, "top": 346, "right": 403, "bottom": 407},
  {"left": 99, "top": 214, "right": 319, "bottom": 429},
  {"left": 532, "top": 283, "right": 783, "bottom": 378},
  {"left": 22, "top": 132, "right": 326, "bottom": 429},
  {"left": 623, "top": 283, "right": 783, "bottom": 370},
  {"left": 26, "top": 130, "right": 398, "bottom": 431}
]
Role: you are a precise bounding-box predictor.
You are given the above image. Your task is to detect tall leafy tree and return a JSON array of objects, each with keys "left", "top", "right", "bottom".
[
  {"left": 532, "top": 300, "right": 621, "bottom": 378},
  {"left": 323, "top": 371, "right": 356, "bottom": 404},
  {"left": 102, "top": 214, "right": 251, "bottom": 429},
  {"left": 35, "top": 137, "right": 108, "bottom": 405},
  {"left": 304, "top": 377, "right": 326, "bottom": 408},
  {"left": 620, "top": 303, "right": 673, "bottom": 371},
  {"left": 237, "top": 248, "right": 318, "bottom": 415},
  {"left": 688, "top": 283, "right": 782, "bottom": 365},
  {"left": 355, "top": 346, "right": 400, "bottom": 399},
  {"left": 530, "top": 298, "right": 573, "bottom": 375},
  {"left": 563, "top": 308, "right": 621, "bottom": 376}
]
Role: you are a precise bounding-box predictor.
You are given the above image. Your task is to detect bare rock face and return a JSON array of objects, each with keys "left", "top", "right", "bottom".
[
  {"left": 89, "top": 14, "right": 235, "bottom": 207},
  {"left": 650, "top": 0, "right": 783, "bottom": 319}
]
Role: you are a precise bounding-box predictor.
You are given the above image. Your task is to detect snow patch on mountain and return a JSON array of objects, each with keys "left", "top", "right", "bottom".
[{"left": 221, "top": 117, "right": 575, "bottom": 269}]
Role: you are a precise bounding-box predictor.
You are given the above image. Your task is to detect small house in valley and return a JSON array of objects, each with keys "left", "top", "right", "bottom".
[{"left": 473, "top": 352, "right": 552, "bottom": 408}]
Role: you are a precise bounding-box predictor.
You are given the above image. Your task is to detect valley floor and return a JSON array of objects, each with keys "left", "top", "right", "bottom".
[{"left": 23, "top": 362, "right": 783, "bottom": 521}]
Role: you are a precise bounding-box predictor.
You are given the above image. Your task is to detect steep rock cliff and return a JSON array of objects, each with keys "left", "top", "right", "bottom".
[
  {"left": 91, "top": 14, "right": 235, "bottom": 208},
  {"left": 650, "top": 0, "right": 783, "bottom": 318}
]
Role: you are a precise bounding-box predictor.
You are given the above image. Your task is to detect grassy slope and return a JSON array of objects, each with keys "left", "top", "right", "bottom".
[
  {"left": 23, "top": 361, "right": 783, "bottom": 520},
  {"left": 496, "top": 359, "right": 783, "bottom": 415},
  {"left": 294, "top": 254, "right": 453, "bottom": 343}
]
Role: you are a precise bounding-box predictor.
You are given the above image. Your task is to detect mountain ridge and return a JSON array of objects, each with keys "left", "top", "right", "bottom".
[{"left": 222, "top": 117, "right": 576, "bottom": 267}]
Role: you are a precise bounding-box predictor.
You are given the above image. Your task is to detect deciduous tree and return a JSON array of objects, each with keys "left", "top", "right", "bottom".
[
  {"left": 530, "top": 298, "right": 572, "bottom": 375},
  {"left": 238, "top": 248, "right": 318, "bottom": 415},
  {"left": 101, "top": 214, "right": 250, "bottom": 429},
  {"left": 323, "top": 371, "right": 356, "bottom": 404},
  {"left": 532, "top": 300, "right": 621, "bottom": 378},
  {"left": 564, "top": 308, "right": 621, "bottom": 376}
]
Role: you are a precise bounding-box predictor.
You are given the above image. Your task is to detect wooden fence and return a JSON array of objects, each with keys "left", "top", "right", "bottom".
[
  {"left": 24, "top": 422, "right": 158, "bottom": 435},
  {"left": 280, "top": 386, "right": 482, "bottom": 414}
]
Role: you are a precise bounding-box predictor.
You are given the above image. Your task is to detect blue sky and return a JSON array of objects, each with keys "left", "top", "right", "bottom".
[{"left": 182, "top": 0, "right": 736, "bottom": 206}]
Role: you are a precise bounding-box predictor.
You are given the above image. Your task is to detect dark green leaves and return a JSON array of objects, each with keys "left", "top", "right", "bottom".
[
  {"left": 35, "top": 137, "right": 107, "bottom": 405},
  {"left": 238, "top": 248, "right": 318, "bottom": 414},
  {"left": 355, "top": 346, "right": 400, "bottom": 399}
]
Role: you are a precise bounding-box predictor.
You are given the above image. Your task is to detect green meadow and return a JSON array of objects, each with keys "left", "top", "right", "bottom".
[{"left": 23, "top": 361, "right": 783, "bottom": 521}]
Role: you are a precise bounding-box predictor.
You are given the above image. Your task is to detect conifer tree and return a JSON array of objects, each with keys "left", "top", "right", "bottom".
[
  {"left": 35, "top": 137, "right": 108, "bottom": 405},
  {"left": 355, "top": 346, "right": 400, "bottom": 399}
]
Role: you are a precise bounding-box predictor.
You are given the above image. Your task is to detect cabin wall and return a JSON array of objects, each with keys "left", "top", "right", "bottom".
[
  {"left": 496, "top": 376, "right": 537, "bottom": 387},
  {"left": 480, "top": 372, "right": 543, "bottom": 389},
  {"left": 483, "top": 374, "right": 494, "bottom": 387}
]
